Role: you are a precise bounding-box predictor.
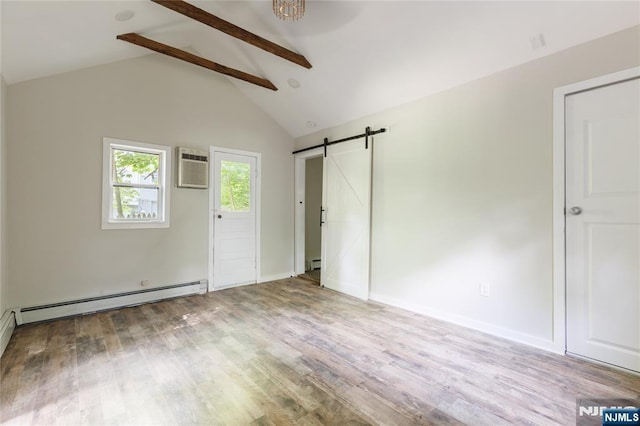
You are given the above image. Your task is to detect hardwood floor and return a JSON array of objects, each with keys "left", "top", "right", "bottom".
[
  {"left": 1, "top": 278, "right": 638, "bottom": 425},
  {"left": 298, "top": 270, "right": 321, "bottom": 285}
]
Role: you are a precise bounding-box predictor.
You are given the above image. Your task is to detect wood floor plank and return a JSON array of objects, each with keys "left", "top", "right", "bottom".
[{"left": 1, "top": 278, "right": 639, "bottom": 425}]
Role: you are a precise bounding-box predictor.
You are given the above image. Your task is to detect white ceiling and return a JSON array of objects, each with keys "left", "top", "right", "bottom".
[{"left": 2, "top": 1, "right": 639, "bottom": 138}]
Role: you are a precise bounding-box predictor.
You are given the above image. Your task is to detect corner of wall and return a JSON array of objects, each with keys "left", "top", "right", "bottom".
[
  {"left": 0, "top": 74, "right": 12, "bottom": 358},
  {"left": 1, "top": 74, "right": 7, "bottom": 316}
]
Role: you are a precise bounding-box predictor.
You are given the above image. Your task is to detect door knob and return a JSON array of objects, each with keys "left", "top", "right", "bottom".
[
  {"left": 217, "top": 214, "right": 222, "bottom": 219},
  {"left": 569, "top": 206, "right": 582, "bottom": 216}
]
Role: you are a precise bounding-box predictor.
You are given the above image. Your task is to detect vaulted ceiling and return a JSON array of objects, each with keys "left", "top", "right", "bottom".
[{"left": 2, "top": 1, "right": 639, "bottom": 138}]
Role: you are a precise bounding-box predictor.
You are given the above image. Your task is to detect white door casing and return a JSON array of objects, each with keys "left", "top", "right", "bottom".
[
  {"left": 209, "top": 148, "right": 260, "bottom": 290},
  {"left": 294, "top": 148, "right": 324, "bottom": 276},
  {"left": 565, "top": 77, "right": 640, "bottom": 372},
  {"left": 321, "top": 139, "right": 372, "bottom": 300}
]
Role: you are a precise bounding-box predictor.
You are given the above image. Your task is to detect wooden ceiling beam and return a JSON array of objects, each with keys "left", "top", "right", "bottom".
[
  {"left": 151, "top": 0, "right": 312, "bottom": 69},
  {"left": 117, "top": 33, "right": 278, "bottom": 91}
]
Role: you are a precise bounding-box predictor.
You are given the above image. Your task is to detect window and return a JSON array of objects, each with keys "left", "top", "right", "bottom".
[{"left": 102, "top": 137, "right": 171, "bottom": 229}]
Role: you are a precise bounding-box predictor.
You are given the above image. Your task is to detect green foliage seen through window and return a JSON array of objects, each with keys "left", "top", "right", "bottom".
[
  {"left": 220, "top": 160, "right": 250, "bottom": 212},
  {"left": 112, "top": 149, "right": 160, "bottom": 219}
]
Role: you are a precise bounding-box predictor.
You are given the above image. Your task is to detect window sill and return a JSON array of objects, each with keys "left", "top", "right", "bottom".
[{"left": 101, "top": 220, "right": 170, "bottom": 230}]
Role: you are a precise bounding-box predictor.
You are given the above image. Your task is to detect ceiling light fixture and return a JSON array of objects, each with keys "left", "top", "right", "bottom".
[
  {"left": 273, "top": 0, "right": 305, "bottom": 21},
  {"left": 115, "top": 10, "right": 135, "bottom": 22},
  {"left": 287, "top": 78, "right": 300, "bottom": 88}
]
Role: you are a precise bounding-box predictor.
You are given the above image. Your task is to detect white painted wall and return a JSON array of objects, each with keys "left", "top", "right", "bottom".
[
  {"left": 295, "top": 26, "right": 640, "bottom": 350},
  {"left": 0, "top": 75, "right": 7, "bottom": 315},
  {"left": 7, "top": 54, "right": 294, "bottom": 308},
  {"left": 304, "top": 156, "right": 322, "bottom": 268}
]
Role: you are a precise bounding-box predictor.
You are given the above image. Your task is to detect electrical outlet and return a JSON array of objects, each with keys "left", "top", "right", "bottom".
[
  {"left": 479, "top": 282, "right": 490, "bottom": 297},
  {"left": 141, "top": 280, "right": 150, "bottom": 287}
]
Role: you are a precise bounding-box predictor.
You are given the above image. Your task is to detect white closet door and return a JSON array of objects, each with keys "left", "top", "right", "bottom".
[{"left": 565, "top": 77, "right": 640, "bottom": 372}]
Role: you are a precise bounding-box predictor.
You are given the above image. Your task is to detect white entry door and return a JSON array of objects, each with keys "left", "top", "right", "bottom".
[
  {"left": 321, "top": 140, "right": 372, "bottom": 300},
  {"left": 212, "top": 150, "right": 258, "bottom": 289},
  {"left": 565, "top": 77, "right": 640, "bottom": 372}
]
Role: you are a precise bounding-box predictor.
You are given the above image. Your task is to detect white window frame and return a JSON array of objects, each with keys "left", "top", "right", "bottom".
[{"left": 102, "top": 137, "right": 172, "bottom": 230}]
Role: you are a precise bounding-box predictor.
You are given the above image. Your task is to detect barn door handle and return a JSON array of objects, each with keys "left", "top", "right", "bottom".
[{"left": 568, "top": 206, "right": 582, "bottom": 216}]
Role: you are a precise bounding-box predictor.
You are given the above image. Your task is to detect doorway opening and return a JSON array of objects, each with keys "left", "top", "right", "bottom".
[
  {"left": 300, "top": 156, "right": 323, "bottom": 285},
  {"left": 294, "top": 147, "right": 323, "bottom": 283}
]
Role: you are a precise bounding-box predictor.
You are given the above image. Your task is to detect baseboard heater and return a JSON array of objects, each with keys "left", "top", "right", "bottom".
[
  {"left": 14, "top": 280, "right": 208, "bottom": 325},
  {"left": 306, "top": 259, "right": 321, "bottom": 271}
]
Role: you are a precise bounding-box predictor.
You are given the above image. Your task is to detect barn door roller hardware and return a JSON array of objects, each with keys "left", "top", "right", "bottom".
[{"left": 292, "top": 127, "right": 387, "bottom": 156}]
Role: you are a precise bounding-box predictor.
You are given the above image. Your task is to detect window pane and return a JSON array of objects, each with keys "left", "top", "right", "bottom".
[
  {"left": 113, "top": 149, "right": 160, "bottom": 185},
  {"left": 112, "top": 187, "right": 159, "bottom": 220},
  {"left": 220, "top": 160, "right": 250, "bottom": 212}
]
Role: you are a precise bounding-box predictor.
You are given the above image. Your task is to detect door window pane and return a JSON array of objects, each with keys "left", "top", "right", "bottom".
[{"left": 220, "top": 160, "right": 250, "bottom": 212}]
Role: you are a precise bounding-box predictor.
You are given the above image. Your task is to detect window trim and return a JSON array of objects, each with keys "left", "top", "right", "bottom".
[{"left": 102, "top": 137, "right": 172, "bottom": 230}]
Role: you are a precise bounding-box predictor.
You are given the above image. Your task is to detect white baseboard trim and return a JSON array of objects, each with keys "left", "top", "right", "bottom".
[
  {"left": 0, "top": 310, "right": 16, "bottom": 358},
  {"left": 369, "top": 292, "right": 563, "bottom": 355},
  {"left": 16, "top": 280, "right": 208, "bottom": 325},
  {"left": 259, "top": 272, "right": 293, "bottom": 284}
]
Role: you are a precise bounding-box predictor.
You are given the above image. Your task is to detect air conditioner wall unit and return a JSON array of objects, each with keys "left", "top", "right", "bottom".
[{"left": 177, "top": 146, "right": 209, "bottom": 189}]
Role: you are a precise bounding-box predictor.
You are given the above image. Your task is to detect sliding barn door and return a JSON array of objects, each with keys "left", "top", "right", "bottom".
[{"left": 321, "top": 140, "right": 372, "bottom": 300}]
